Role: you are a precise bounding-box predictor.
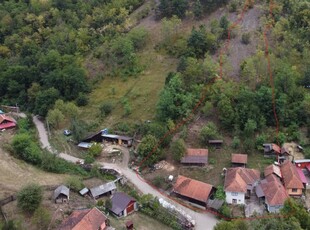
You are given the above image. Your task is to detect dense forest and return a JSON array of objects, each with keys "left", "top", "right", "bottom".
[{"left": 0, "top": 0, "right": 310, "bottom": 156}]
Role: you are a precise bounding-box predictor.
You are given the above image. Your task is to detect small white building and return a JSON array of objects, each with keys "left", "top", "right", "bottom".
[{"left": 224, "top": 167, "right": 260, "bottom": 205}]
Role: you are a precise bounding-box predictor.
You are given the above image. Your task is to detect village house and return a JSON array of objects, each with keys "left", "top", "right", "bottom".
[
  {"left": 231, "top": 154, "right": 248, "bottom": 168},
  {"left": 294, "top": 159, "right": 310, "bottom": 189},
  {"left": 90, "top": 181, "right": 116, "bottom": 199},
  {"left": 0, "top": 114, "right": 16, "bottom": 130},
  {"left": 53, "top": 185, "right": 70, "bottom": 203},
  {"left": 263, "top": 143, "right": 281, "bottom": 157},
  {"left": 264, "top": 164, "right": 282, "bottom": 179},
  {"left": 110, "top": 192, "right": 137, "bottom": 217},
  {"left": 173, "top": 175, "right": 213, "bottom": 207},
  {"left": 256, "top": 174, "right": 288, "bottom": 213},
  {"left": 58, "top": 207, "right": 113, "bottom": 230},
  {"left": 208, "top": 140, "right": 223, "bottom": 149},
  {"left": 224, "top": 167, "right": 260, "bottom": 205},
  {"left": 181, "top": 148, "right": 208, "bottom": 166},
  {"left": 281, "top": 160, "right": 304, "bottom": 196},
  {"left": 102, "top": 134, "right": 133, "bottom": 147}
]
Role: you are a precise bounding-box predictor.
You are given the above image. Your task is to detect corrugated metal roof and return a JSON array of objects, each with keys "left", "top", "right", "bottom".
[
  {"left": 79, "top": 188, "right": 89, "bottom": 196},
  {"left": 90, "top": 182, "right": 116, "bottom": 198},
  {"left": 207, "top": 199, "right": 224, "bottom": 210},
  {"left": 181, "top": 155, "right": 208, "bottom": 164},
  {"left": 78, "top": 142, "right": 93, "bottom": 149},
  {"left": 53, "top": 185, "right": 70, "bottom": 200},
  {"left": 102, "top": 134, "right": 133, "bottom": 141}
]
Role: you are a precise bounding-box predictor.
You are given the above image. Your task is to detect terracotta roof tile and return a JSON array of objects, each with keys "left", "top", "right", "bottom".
[
  {"left": 261, "top": 174, "right": 289, "bottom": 206},
  {"left": 186, "top": 148, "right": 208, "bottom": 156},
  {"left": 281, "top": 160, "right": 304, "bottom": 189},
  {"left": 231, "top": 154, "right": 248, "bottom": 164},
  {"left": 264, "top": 164, "right": 282, "bottom": 178},
  {"left": 224, "top": 168, "right": 260, "bottom": 193},
  {"left": 173, "top": 175, "right": 213, "bottom": 203},
  {"left": 58, "top": 207, "right": 107, "bottom": 230}
]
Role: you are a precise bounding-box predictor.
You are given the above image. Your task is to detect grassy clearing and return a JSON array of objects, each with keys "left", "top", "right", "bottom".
[{"left": 109, "top": 212, "right": 173, "bottom": 230}]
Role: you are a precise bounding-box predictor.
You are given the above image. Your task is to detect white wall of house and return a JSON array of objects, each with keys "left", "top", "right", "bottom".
[{"left": 225, "top": 191, "right": 245, "bottom": 204}]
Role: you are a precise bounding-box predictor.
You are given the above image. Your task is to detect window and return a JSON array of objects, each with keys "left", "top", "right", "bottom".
[
  {"left": 292, "top": 188, "right": 298, "bottom": 193},
  {"left": 231, "top": 192, "right": 238, "bottom": 196}
]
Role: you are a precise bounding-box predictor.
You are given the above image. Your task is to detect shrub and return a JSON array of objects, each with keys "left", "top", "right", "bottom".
[
  {"left": 219, "top": 204, "right": 231, "bottom": 218},
  {"left": 32, "top": 206, "right": 51, "bottom": 230},
  {"left": 241, "top": 33, "right": 250, "bottom": 44},
  {"left": 231, "top": 136, "right": 240, "bottom": 149},
  {"left": 84, "top": 154, "right": 95, "bottom": 164},
  {"left": 99, "top": 101, "right": 113, "bottom": 117},
  {"left": 170, "top": 139, "right": 186, "bottom": 161},
  {"left": 17, "top": 184, "right": 43, "bottom": 213},
  {"left": 65, "top": 177, "right": 84, "bottom": 192},
  {"left": 200, "top": 122, "right": 220, "bottom": 144},
  {"left": 76, "top": 93, "right": 89, "bottom": 106},
  {"left": 88, "top": 143, "right": 102, "bottom": 157}
]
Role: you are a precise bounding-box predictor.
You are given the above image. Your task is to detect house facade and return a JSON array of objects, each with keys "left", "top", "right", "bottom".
[
  {"left": 281, "top": 160, "right": 304, "bottom": 196},
  {"left": 224, "top": 167, "right": 260, "bottom": 205},
  {"left": 225, "top": 191, "right": 245, "bottom": 204}
]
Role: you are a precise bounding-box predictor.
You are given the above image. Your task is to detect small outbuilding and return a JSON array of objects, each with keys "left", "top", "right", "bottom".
[
  {"left": 181, "top": 148, "right": 208, "bottom": 166},
  {"left": 90, "top": 182, "right": 116, "bottom": 199},
  {"left": 79, "top": 187, "right": 89, "bottom": 196},
  {"left": 110, "top": 192, "right": 137, "bottom": 217},
  {"left": 125, "top": 220, "right": 134, "bottom": 230},
  {"left": 102, "top": 134, "right": 133, "bottom": 147},
  {"left": 53, "top": 185, "right": 70, "bottom": 203},
  {"left": 0, "top": 114, "right": 16, "bottom": 130},
  {"left": 231, "top": 154, "right": 248, "bottom": 167},
  {"left": 208, "top": 140, "right": 223, "bottom": 149}
]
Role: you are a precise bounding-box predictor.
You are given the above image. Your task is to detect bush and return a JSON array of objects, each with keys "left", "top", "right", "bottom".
[
  {"left": 200, "top": 122, "right": 220, "bottom": 144},
  {"left": 32, "top": 206, "right": 51, "bottom": 230},
  {"left": 65, "top": 177, "right": 84, "bottom": 192},
  {"left": 88, "top": 143, "right": 102, "bottom": 157},
  {"left": 231, "top": 136, "right": 240, "bottom": 149},
  {"left": 99, "top": 101, "right": 113, "bottom": 117},
  {"left": 84, "top": 154, "right": 95, "bottom": 164},
  {"left": 241, "top": 33, "right": 250, "bottom": 44},
  {"left": 76, "top": 93, "right": 89, "bottom": 106},
  {"left": 170, "top": 139, "right": 186, "bottom": 161},
  {"left": 17, "top": 184, "right": 43, "bottom": 213},
  {"left": 219, "top": 204, "right": 231, "bottom": 218}
]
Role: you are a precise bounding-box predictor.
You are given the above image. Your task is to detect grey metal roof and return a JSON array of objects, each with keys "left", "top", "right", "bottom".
[
  {"left": 102, "top": 134, "right": 133, "bottom": 141},
  {"left": 181, "top": 155, "right": 208, "bottom": 164},
  {"left": 110, "top": 192, "right": 135, "bottom": 215},
  {"left": 78, "top": 142, "right": 93, "bottom": 149},
  {"left": 255, "top": 184, "right": 265, "bottom": 198},
  {"left": 207, "top": 199, "right": 224, "bottom": 210},
  {"left": 53, "top": 185, "right": 70, "bottom": 200},
  {"left": 90, "top": 182, "right": 116, "bottom": 198},
  {"left": 79, "top": 187, "right": 89, "bottom": 196}
]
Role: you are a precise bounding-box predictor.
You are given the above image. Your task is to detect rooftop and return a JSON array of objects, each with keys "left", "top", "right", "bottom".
[
  {"left": 102, "top": 134, "right": 133, "bottom": 141},
  {"left": 58, "top": 207, "right": 107, "bottom": 230},
  {"left": 231, "top": 154, "right": 248, "bottom": 164},
  {"left": 90, "top": 182, "right": 116, "bottom": 198},
  {"left": 264, "top": 164, "right": 282, "bottom": 178},
  {"left": 53, "top": 185, "right": 69, "bottom": 200},
  {"left": 224, "top": 167, "right": 260, "bottom": 193},
  {"left": 110, "top": 192, "right": 135, "bottom": 215},
  {"left": 173, "top": 175, "right": 213, "bottom": 203},
  {"left": 281, "top": 160, "right": 304, "bottom": 189}
]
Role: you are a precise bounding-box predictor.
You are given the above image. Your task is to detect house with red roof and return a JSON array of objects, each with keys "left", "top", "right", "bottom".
[
  {"left": 173, "top": 175, "right": 213, "bottom": 207},
  {"left": 224, "top": 167, "right": 260, "bottom": 205},
  {"left": 281, "top": 160, "right": 304, "bottom": 196},
  {"left": 181, "top": 148, "right": 208, "bottom": 166},
  {"left": 58, "top": 207, "right": 113, "bottom": 230},
  {"left": 256, "top": 174, "right": 289, "bottom": 213},
  {"left": 264, "top": 164, "right": 282, "bottom": 179},
  {"left": 231, "top": 153, "right": 248, "bottom": 167},
  {"left": 0, "top": 114, "right": 16, "bottom": 130}
]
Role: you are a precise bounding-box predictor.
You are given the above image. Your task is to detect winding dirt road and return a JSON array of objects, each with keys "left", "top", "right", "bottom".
[{"left": 32, "top": 115, "right": 218, "bottom": 230}]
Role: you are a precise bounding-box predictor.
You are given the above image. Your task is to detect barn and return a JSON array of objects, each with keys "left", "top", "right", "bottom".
[{"left": 110, "top": 192, "right": 137, "bottom": 217}]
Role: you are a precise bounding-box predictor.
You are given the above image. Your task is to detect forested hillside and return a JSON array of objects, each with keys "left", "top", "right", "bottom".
[{"left": 1, "top": 0, "right": 310, "bottom": 153}]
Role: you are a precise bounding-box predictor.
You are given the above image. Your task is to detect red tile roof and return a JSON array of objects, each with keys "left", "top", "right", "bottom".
[
  {"left": 58, "top": 207, "right": 107, "bottom": 230},
  {"left": 281, "top": 160, "right": 304, "bottom": 189},
  {"left": 187, "top": 148, "right": 208, "bottom": 156},
  {"left": 0, "top": 122, "right": 16, "bottom": 130},
  {"left": 264, "top": 164, "right": 282, "bottom": 178},
  {"left": 296, "top": 167, "right": 307, "bottom": 184},
  {"left": 231, "top": 154, "right": 248, "bottom": 164},
  {"left": 261, "top": 174, "right": 289, "bottom": 206},
  {"left": 173, "top": 175, "right": 213, "bottom": 203},
  {"left": 224, "top": 168, "right": 260, "bottom": 193},
  {"left": 272, "top": 144, "right": 281, "bottom": 154},
  {"left": 0, "top": 114, "right": 16, "bottom": 124}
]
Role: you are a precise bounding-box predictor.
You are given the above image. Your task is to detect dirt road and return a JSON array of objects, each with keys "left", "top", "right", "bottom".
[{"left": 32, "top": 116, "right": 218, "bottom": 230}]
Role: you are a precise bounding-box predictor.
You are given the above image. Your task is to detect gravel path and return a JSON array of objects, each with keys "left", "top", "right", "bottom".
[{"left": 32, "top": 115, "right": 218, "bottom": 230}]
